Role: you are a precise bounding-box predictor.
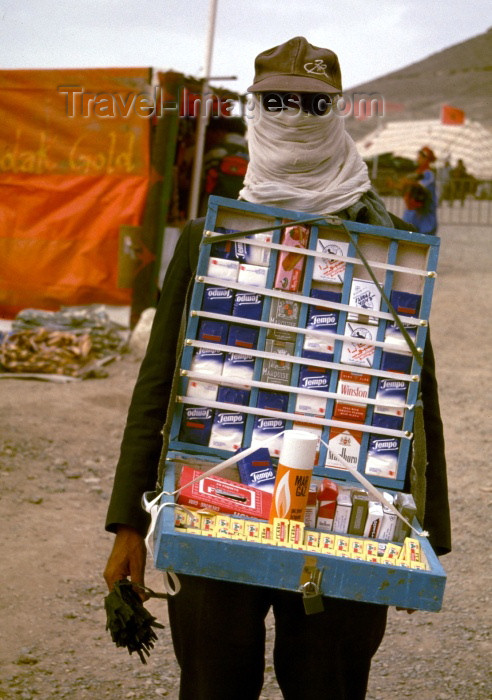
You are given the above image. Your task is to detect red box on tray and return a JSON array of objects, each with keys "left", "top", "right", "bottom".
[{"left": 177, "top": 466, "right": 272, "bottom": 520}]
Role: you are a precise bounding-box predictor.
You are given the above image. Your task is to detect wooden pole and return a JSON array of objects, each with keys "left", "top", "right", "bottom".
[{"left": 187, "top": 0, "right": 218, "bottom": 220}]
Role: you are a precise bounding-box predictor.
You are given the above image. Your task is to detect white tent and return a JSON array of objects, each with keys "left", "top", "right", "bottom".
[{"left": 355, "top": 119, "right": 492, "bottom": 180}]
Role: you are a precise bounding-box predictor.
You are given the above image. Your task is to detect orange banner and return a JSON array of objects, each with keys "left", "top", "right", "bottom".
[{"left": 0, "top": 68, "right": 152, "bottom": 317}]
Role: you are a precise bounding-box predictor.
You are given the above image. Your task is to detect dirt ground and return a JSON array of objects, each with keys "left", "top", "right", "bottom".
[{"left": 0, "top": 223, "right": 491, "bottom": 699}]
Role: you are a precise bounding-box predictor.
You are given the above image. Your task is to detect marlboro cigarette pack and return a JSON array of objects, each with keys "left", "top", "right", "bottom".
[{"left": 325, "top": 427, "right": 362, "bottom": 471}]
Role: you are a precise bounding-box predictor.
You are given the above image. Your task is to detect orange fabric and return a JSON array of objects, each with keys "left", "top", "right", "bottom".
[{"left": 0, "top": 68, "right": 152, "bottom": 317}]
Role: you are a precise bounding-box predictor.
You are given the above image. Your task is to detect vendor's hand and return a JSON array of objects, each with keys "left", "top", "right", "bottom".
[{"left": 103, "top": 525, "right": 148, "bottom": 600}]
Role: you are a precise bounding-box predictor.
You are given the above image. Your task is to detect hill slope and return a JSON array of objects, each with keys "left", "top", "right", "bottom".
[{"left": 345, "top": 28, "right": 492, "bottom": 142}]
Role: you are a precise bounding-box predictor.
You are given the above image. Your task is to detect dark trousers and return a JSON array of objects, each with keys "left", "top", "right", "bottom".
[{"left": 167, "top": 574, "right": 387, "bottom": 700}]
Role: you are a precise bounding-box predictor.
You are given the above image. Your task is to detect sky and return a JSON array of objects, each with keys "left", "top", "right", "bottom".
[{"left": 0, "top": 0, "right": 490, "bottom": 93}]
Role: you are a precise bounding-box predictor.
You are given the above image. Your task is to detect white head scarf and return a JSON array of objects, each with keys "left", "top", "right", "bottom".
[{"left": 239, "top": 97, "right": 372, "bottom": 214}]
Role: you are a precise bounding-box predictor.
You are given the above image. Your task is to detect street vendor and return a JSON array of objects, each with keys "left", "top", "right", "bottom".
[{"left": 104, "top": 37, "right": 451, "bottom": 700}]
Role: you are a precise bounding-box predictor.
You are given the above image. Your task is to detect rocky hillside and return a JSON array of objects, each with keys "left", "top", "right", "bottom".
[{"left": 345, "top": 28, "right": 492, "bottom": 142}]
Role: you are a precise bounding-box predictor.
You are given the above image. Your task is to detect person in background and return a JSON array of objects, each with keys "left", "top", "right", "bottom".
[
  {"left": 437, "top": 158, "right": 452, "bottom": 204},
  {"left": 450, "top": 158, "right": 472, "bottom": 206},
  {"left": 104, "top": 37, "right": 451, "bottom": 700},
  {"left": 198, "top": 116, "right": 248, "bottom": 215},
  {"left": 402, "top": 146, "right": 438, "bottom": 234}
]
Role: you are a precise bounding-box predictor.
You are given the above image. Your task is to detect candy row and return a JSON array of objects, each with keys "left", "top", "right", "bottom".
[{"left": 173, "top": 510, "right": 429, "bottom": 570}]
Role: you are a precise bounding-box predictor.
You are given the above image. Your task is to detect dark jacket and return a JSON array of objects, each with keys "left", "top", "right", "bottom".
[{"left": 106, "top": 202, "right": 451, "bottom": 555}]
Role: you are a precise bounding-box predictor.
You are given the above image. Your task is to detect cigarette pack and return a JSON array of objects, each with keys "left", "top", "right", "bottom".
[
  {"left": 268, "top": 297, "right": 301, "bottom": 333},
  {"left": 333, "top": 374, "right": 369, "bottom": 423},
  {"left": 200, "top": 513, "right": 216, "bottom": 531},
  {"left": 215, "top": 514, "right": 231, "bottom": 531},
  {"left": 303, "top": 483, "right": 318, "bottom": 528},
  {"left": 398, "top": 538, "right": 422, "bottom": 566},
  {"left": 363, "top": 501, "right": 384, "bottom": 538},
  {"left": 177, "top": 466, "right": 272, "bottom": 520},
  {"left": 389, "top": 290, "right": 422, "bottom": 317},
  {"left": 393, "top": 492, "right": 417, "bottom": 542},
  {"left": 325, "top": 427, "right": 362, "bottom": 471},
  {"left": 312, "top": 238, "right": 349, "bottom": 284},
  {"left": 274, "top": 224, "right": 309, "bottom": 292},
  {"left": 378, "top": 492, "right": 397, "bottom": 541},
  {"left": 332, "top": 487, "right": 353, "bottom": 534},
  {"left": 261, "top": 338, "right": 295, "bottom": 385},
  {"left": 348, "top": 490, "right": 369, "bottom": 535},
  {"left": 340, "top": 322, "right": 376, "bottom": 367}
]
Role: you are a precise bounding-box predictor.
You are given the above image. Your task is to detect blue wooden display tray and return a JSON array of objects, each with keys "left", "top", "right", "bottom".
[
  {"left": 153, "top": 459, "right": 446, "bottom": 612},
  {"left": 152, "top": 196, "right": 447, "bottom": 611}
]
